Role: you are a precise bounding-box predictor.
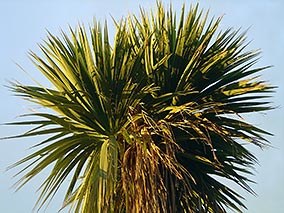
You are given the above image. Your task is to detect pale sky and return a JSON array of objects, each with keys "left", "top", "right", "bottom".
[{"left": 0, "top": 1, "right": 283, "bottom": 212}]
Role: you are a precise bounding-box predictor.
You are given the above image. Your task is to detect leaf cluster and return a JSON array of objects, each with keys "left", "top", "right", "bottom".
[{"left": 5, "top": 2, "right": 274, "bottom": 213}]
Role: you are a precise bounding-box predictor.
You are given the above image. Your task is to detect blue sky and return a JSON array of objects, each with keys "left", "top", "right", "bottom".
[{"left": 0, "top": 0, "right": 283, "bottom": 212}]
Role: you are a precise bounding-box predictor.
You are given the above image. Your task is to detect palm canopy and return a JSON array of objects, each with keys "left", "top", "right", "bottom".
[{"left": 5, "top": 3, "right": 274, "bottom": 213}]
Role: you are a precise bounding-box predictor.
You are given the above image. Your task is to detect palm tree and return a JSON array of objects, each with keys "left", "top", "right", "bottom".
[{"left": 6, "top": 3, "right": 274, "bottom": 213}]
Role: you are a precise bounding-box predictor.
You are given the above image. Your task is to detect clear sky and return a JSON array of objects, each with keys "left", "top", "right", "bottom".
[{"left": 0, "top": 0, "right": 283, "bottom": 212}]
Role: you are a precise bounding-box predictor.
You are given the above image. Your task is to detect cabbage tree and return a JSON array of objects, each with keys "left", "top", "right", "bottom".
[{"left": 6, "top": 3, "right": 274, "bottom": 213}]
